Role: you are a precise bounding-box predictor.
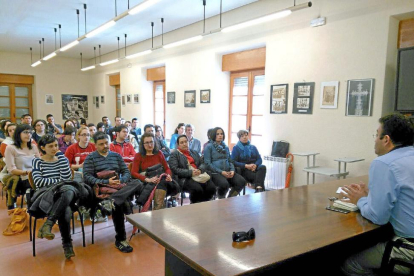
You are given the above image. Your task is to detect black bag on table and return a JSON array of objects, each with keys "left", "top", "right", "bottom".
[{"left": 271, "top": 140, "right": 289, "bottom": 158}]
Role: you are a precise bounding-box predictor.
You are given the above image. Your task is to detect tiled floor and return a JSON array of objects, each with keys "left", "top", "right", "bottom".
[{"left": 0, "top": 187, "right": 256, "bottom": 276}]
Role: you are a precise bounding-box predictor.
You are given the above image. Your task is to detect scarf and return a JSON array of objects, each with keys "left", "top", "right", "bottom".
[
  {"left": 212, "top": 141, "right": 227, "bottom": 154},
  {"left": 236, "top": 141, "right": 251, "bottom": 160}
]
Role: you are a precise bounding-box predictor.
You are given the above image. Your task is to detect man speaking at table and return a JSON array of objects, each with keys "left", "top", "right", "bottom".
[{"left": 341, "top": 114, "right": 414, "bottom": 275}]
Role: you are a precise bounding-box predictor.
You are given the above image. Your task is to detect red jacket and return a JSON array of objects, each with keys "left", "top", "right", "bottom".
[{"left": 110, "top": 141, "right": 136, "bottom": 163}]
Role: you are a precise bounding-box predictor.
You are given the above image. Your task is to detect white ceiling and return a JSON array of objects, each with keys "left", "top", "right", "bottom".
[{"left": 0, "top": 0, "right": 259, "bottom": 59}]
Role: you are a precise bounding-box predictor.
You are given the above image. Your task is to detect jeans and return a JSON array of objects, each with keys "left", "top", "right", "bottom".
[
  {"left": 48, "top": 190, "right": 76, "bottom": 244},
  {"left": 184, "top": 178, "right": 216, "bottom": 203},
  {"left": 239, "top": 165, "right": 267, "bottom": 189}
]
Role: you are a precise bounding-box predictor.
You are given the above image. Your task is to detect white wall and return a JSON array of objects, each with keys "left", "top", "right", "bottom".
[{"left": 2, "top": 0, "right": 414, "bottom": 187}]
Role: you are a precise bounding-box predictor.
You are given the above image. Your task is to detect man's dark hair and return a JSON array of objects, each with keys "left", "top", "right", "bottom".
[
  {"left": 94, "top": 131, "right": 108, "bottom": 143},
  {"left": 114, "top": 116, "right": 121, "bottom": 121},
  {"left": 139, "top": 132, "right": 159, "bottom": 156},
  {"left": 144, "top": 124, "right": 154, "bottom": 132},
  {"left": 102, "top": 116, "right": 108, "bottom": 121},
  {"left": 87, "top": 123, "right": 95, "bottom": 127},
  {"left": 210, "top": 127, "right": 225, "bottom": 142},
  {"left": 96, "top": 122, "right": 105, "bottom": 130},
  {"left": 46, "top": 114, "right": 53, "bottom": 120},
  {"left": 1, "top": 119, "right": 11, "bottom": 132},
  {"left": 132, "top": 117, "right": 137, "bottom": 122},
  {"left": 21, "top": 113, "right": 31, "bottom": 119},
  {"left": 207, "top": 128, "right": 214, "bottom": 140},
  {"left": 32, "top": 119, "right": 47, "bottom": 131},
  {"left": 13, "top": 124, "right": 33, "bottom": 150},
  {"left": 37, "top": 135, "right": 57, "bottom": 154},
  {"left": 176, "top": 134, "right": 188, "bottom": 145},
  {"left": 63, "top": 126, "right": 76, "bottom": 135},
  {"left": 115, "top": 124, "right": 128, "bottom": 133},
  {"left": 379, "top": 114, "right": 414, "bottom": 146}
]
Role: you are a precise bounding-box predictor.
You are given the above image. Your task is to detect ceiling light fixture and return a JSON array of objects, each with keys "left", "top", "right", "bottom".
[
  {"left": 60, "top": 40, "right": 80, "bottom": 52},
  {"left": 81, "top": 65, "right": 96, "bottom": 71},
  {"left": 126, "top": 50, "right": 152, "bottom": 59},
  {"left": 100, "top": 59, "right": 119, "bottom": 66},
  {"left": 31, "top": 60, "right": 42, "bottom": 67},
  {"left": 163, "top": 35, "right": 203, "bottom": 49},
  {"left": 43, "top": 52, "right": 57, "bottom": 61},
  {"left": 86, "top": 20, "right": 116, "bottom": 38},
  {"left": 221, "top": 1, "right": 312, "bottom": 33},
  {"left": 31, "top": 41, "right": 42, "bottom": 67},
  {"left": 128, "top": 0, "right": 160, "bottom": 15}
]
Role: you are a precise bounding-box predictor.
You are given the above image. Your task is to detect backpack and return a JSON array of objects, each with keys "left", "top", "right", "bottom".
[{"left": 3, "top": 208, "right": 28, "bottom": 236}]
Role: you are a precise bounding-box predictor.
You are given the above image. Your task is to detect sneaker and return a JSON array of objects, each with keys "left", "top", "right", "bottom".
[
  {"left": 115, "top": 240, "right": 133, "bottom": 253},
  {"left": 167, "top": 197, "right": 178, "bottom": 208}
]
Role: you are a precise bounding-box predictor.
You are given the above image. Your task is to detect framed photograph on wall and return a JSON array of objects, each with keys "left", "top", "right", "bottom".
[
  {"left": 122, "top": 95, "right": 126, "bottom": 106},
  {"left": 293, "top": 82, "right": 315, "bottom": 114},
  {"left": 184, "top": 90, "right": 196, "bottom": 107},
  {"left": 346, "top": 78, "right": 375, "bottom": 116},
  {"left": 200, "top": 89, "right": 210, "bottom": 103},
  {"left": 133, "top": 94, "right": 139, "bottom": 104},
  {"left": 127, "top": 94, "right": 132, "bottom": 104},
  {"left": 95, "top": 99, "right": 99, "bottom": 109},
  {"left": 270, "top": 84, "right": 288, "bottom": 114},
  {"left": 101, "top": 96, "right": 105, "bottom": 104},
  {"left": 61, "top": 94, "right": 88, "bottom": 119},
  {"left": 320, "top": 81, "right": 339, "bottom": 109},
  {"left": 167, "top": 92, "right": 175, "bottom": 104},
  {"left": 45, "top": 94, "right": 54, "bottom": 104}
]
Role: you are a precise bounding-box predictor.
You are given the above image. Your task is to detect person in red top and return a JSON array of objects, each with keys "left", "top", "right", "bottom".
[
  {"left": 131, "top": 132, "right": 179, "bottom": 210},
  {"left": 109, "top": 125, "right": 136, "bottom": 163},
  {"left": 65, "top": 126, "right": 96, "bottom": 171}
]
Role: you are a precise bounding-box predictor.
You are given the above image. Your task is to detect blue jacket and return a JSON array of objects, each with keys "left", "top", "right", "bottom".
[
  {"left": 203, "top": 142, "right": 234, "bottom": 173},
  {"left": 231, "top": 144, "right": 263, "bottom": 168}
]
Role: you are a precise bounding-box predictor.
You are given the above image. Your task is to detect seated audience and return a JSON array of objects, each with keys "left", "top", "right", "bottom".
[
  {"left": 65, "top": 126, "right": 96, "bottom": 171},
  {"left": 83, "top": 132, "right": 143, "bottom": 253},
  {"left": 97, "top": 122, "right": 111, "bottom": 142},
  {"left": 21, "top": 114, "right": 32, "bottom": 125},
  {"left": 32, "top": 119, "right": 47, "bottom": 143},
  {"left": 131, "top": 132, "right": 179, "bottom": 210},
  {"left": 88, "top": 123, "right": 97, "bottom": 143},
  {"left": 169, "top": 135, "right": 215, "bottom": 204},
  {"left": 186, "top": 124, "right": 201, "bottom": 155},
  {"left": 0, "top": 119, "right": 11, "bottom": 143},
  {"left": 58, "top": 126, "right": 76, "bottom": 154},
  {"left": 46, "top": 114, "right": 63, "bottom": 134},
  {"left": 4, "top": 124, "right": 40, "bottom": 209},
  {"left": 63, "top": 120, "right": 75, "bottom": 130},
  {"left": 202, "top": 128, "right": 214, "bottom": 154},
  {"left": 102, "top": 116, "right": 111, "bottom": 136},
  {"left": 204, "top": 127, "right": 245, "bottom": 199},
  {"left": 155, "top": 125, "right": 170, "bottom": 160},
  {"left": 110, "top": 125, "right": 136, "bottom": 163},
  {"left": 170, "top": 123, "right": 185, "bottom": 149},
  {"left": 231, "top": 130, "right": 266, "bottom": 193},
  {"left": 0, "top": 123, "right": 16, "bottom": 157},
  {"left": 130, "top": 117, "right": 141, "bottom": 141},
  {"left": 80, "top": 118, "right": 87, "bottom": 127},
  {"left": 30, "top": 135, "right": 79, "bottom": 259},
  {"left": 109, "top": 116, "right": 122, "bottom": 141}
]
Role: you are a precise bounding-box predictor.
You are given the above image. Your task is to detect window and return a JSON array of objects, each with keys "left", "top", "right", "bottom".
[
  {"left": 153, "top": 81, "right": 165, "bottom": 132},
  {"left": 0, "top": 83, "right": 32, "bottom": 124},
  {"left": 228, "top": 69, "right": 265, "bottom": 151}
]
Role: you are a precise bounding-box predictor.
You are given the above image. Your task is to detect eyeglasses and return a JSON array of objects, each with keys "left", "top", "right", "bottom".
[
  {"left": 80, "top": 134, "right": 90, "bottom": 137},
  {"left": 143, "top": 141, "right": 154, "bottom": 145},
  {"left": 22, "top": 130, "right": 32, "bottom": 135},
  {"left": 36, "top": 124, "right": 44, "bottom": 127}
]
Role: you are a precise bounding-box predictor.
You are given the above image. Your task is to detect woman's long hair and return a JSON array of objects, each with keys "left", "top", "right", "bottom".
[
  {"left": 13, "top": 124, "right": 33, "bottom": 149},
  {"left": 139, "top": 132, "right": 159, "bottom": 156},
  {"left": 174, "top": 123, "right": 185, "bottom": 134}
]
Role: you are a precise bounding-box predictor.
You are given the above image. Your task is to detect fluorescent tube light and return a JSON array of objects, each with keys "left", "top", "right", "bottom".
[
  {"left": 81, "top": 65, "right": 96, "bottom": 71},
  {"left": 43, "top": 52, "right": 57, "bottom": 61},
  {"left": 222, "top": 10, "right": 292, "bottom": 33},
  {"left": 86, "top": 20, "right": 116, "bottom": 38},
  {"left": 129, "top": 0, "right": 160, "bottom": 15},
  {"left": 126, "top": 50, "right": 152, "bottom": 59},
  {"left": 60, "top": 40, "right": 80, "bottom": 52},
  {"left": 163, "top": 35, "right": 203, "bottom": 49},
  {"left": 31, "top": 60, "right": 41, "bottom": 67},
  {"left": 100, "top": 59, "right": 119, "bottom": 66}
]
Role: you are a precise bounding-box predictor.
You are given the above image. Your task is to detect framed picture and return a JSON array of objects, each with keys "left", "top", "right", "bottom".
[
  {"left": 346, "top": 78, "right": 375, "bottom": 116},
  {"left": 127, "top": 94, "right": 132, "bottom": 104},
  {"left": 293, "top": 82, "right": 315, "bottom": 114},
  {"left": 101, "top": 96, "right": 105, "bottom": 104},
  {"left": 184, "top": 90, "right": 196, "bottom": 107},
  {"left": 167, "top": 92, "right": 175, "bottom": 104},
  {"left": 95, "top": 96, "right": 99, "bottom": 106},
  {"left": 270, "top": 84, "right": 288, "bottom": 114},
  {"left": 122, "top": 95, "right": 126, "bottom": 106},
  {"left": 200, "top": 89, "right": 210, "bottom": 103},
  {"left": 320, "top": 81, "right": 339, "bottom": 109},
  {"left": 133, "top": 94, "right": 139, "bottom": 104},
  {"left": 95, "top": 99, "right": 99, "bottom": 109},
  {"left": 61, "top": 94, "right": 88, "bottom": 119},
  {"left": 45, "top": 94, "right": 54, "bottom": 104}
]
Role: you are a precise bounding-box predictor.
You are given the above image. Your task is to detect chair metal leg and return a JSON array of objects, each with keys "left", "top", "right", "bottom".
[
  {"left": 91, "top": 209, "right": 95, "bottom": 244},
  {"left": 181, "top": 192, "right": 184, "bottom": 206},
  {"left": 33, "top": 218, "right": 37, "bottom": 257},
  {"left": 21, "top": 195, "right": 23, "bottom": 208},
  {"left": 29, "top": 215, "right": 32, "bottom": 241},
  {"left": 243, "top": 185, "right": 246, "bottom": 196},
  {"left": 79, "top": 212, "right": 85, "bottom": 247},
  {"left": 72, "top": 212, "right": 75, "bottom": 234}
]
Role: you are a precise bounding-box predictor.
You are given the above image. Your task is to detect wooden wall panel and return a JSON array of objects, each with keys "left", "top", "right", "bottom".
[
  {"left": 109, "top": 74, "right": 120, "bottom": 86},
  {"left": 222, "top": 47, "right": 266, "bottom": 72},
  {"left": 147, "top": 67, "right": 165, "bottom": 81},
  {"left": 0, "top": 74, "right": 34, "bottom": 84},
  {"left": 399, "top": 18, "right": 414, "bottom": 49}
]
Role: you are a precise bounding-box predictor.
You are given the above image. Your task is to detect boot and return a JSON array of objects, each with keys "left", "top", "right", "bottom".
[
  {"left": 153, "top": 189, "right": 166, "bottom": 210},
  {"left": 38, "top": 219, "right": 55, "bottom": 240},
  {"left": 63, "top": 242, "right": 75, "bottom": 259},
  {"left": 228, "top": 189, "right": 239, "bottom": 197}
]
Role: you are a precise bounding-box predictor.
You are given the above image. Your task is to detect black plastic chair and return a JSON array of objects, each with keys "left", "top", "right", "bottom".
[{"left": 380, "top": 238, "right": 414, "bottom": 275}]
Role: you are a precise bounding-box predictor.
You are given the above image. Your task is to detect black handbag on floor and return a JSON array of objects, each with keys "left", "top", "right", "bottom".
[{"left": 271, "top": 140, "right": 289, "bottom": 158}]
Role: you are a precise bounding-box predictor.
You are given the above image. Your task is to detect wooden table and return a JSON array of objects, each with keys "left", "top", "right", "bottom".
[{"left": 127, "top": 176, "right": 383, "bottom": 276}]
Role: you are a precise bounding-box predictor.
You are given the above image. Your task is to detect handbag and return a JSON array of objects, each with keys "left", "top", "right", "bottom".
[
  {"left": 145, "top": 164, "right": 164, "bottom": 178},
  {"left": 271, "top": 140, "right": 290, "bottom": 158},
  {"left": 93, "top": 170, "right": 126, "bottom": 200}
]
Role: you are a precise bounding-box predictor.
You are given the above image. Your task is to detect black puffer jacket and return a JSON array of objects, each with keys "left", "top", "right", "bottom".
[{"left": 168, "top": 149, "right": 206, "bottom": 186}]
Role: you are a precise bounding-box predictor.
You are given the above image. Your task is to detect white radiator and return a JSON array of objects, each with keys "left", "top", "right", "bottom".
[{"left": 263, "top": 156, "right": 288, "bottom": 190}]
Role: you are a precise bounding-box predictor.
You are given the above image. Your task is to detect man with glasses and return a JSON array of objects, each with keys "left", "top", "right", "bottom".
[
  {"left": 110, "top": 125, "right": 136, "bottom": 164},
  {"left": 46, "top": 114, "right": 63, "bottom": 135},
  {"left": 341, "top": 114, "right": 414, "bottom": 275},
  {"left": 185, "top": 124, "right": 201, "bottom": 155},
  {"left": 32, "top": 119, "right": 47, "bottom": 143}
]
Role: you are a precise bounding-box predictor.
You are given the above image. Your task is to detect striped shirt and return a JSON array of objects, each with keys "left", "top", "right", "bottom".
[
  {"left": 32, "top": 155, "right": 72, "bottom": 189},
  {"left": 83, "top": 151, "right": 130, "bottom": 186}
]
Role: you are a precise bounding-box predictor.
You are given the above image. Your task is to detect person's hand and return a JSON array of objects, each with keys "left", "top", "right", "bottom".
[
  {"left": 228, "top": 171, "right": 235, "bottom": 178},
  {"left": 108, "top": 176, "right": 120, "bottom": 185},
  {"left": 221, "top": 171, "right": 230, "bottom": 178},
  {"left": 166, "top": 174, "right": 172, "bottom": 182},
  {"left": 251, "top": 164, "right": 257, "bottom": 171},
  {"left": 192, "top": 169, "right": 201, "bottom": 177},
  {"left": 340, "top": 182, "right": 368, "bottom": 205},
  {"left": 145, "top": 176, "right": 158, "bottom": 184}
]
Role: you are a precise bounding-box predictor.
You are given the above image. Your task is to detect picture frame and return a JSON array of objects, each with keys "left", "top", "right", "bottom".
[
  {"left": 293, "top": 82, "right": 315, "bottom": 115},
  {"left": 184, "top": 90, "right": 196, "bottom": 107},
  {"left": 133, "top": 94, "right": 139, "bottom": 104},
  {"left": 61, "top": 94, "right": 88, "bottom": 119},
  {"left": 200, "top": 89, "right": 210, "bottom": 103},
  {"left": 45, "top": 94, "right": 54, "bottom": 104},
  {"left": 270, "top": 84, "right": 288, "bottom": 114},
  {"left": 167, "top": 92, "right": 175, "bottom": 104},
  {"left": 101, "top": 96, "right": 105, "bottom": 104},
  {"left": 122, "top": 95, "right": 126, "bottom": 106},
  {"left": 95, "top": 99, "right": 99, "bottom": 109},
  {"left": 127, "top": 94, "right": 132, "bottom": 104},
  {"left": 320, "top": 81, "right": 339, "bottom": 109},
  {"left": 346, "top": 78, "right": 375, "bottom": 116}
]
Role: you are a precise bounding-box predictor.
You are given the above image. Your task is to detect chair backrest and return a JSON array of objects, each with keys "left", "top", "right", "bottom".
[
  {"left": 128, "top": 162, "right": 132, "bottom": 172},
  {"left": 71, "top": 168, "right": 75, "bottom": 180},
  {"left": 28, "top": 172, "right": 36, "bottom": 190}
]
